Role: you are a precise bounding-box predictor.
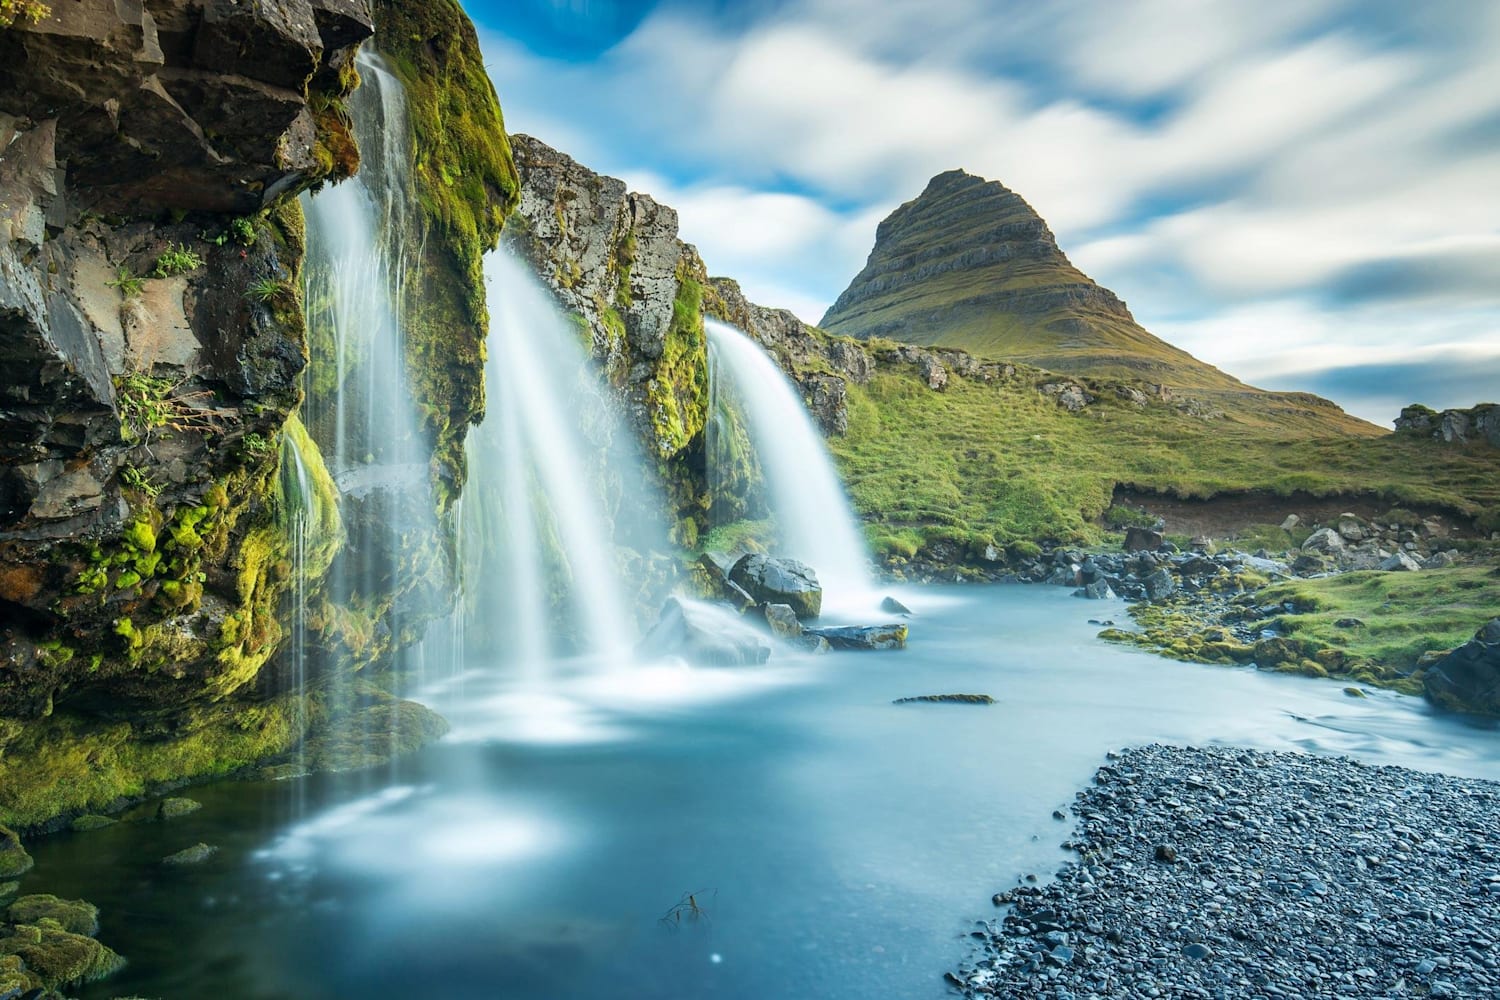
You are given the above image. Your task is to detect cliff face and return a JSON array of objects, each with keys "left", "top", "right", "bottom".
[
  {"left": 0, "top": 0, "right": 513, "bottom": 829},
  {"left": 1396, "top": 403, "right": 1500, "bottom": 448},
  {"left": 507, "top": 134, "right": 713, "bottom": 545}
]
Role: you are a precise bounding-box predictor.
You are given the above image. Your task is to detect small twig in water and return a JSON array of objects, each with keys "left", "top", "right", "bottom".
[{"left": 659, "top": 888, "right": 716, "bottom": 929}]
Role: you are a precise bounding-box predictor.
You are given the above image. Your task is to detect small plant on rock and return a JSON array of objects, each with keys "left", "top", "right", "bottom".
[
  {"left": 118, "top": 464, "right": 163, "bottom": 499},
  {"left": 152, "top": 243, "right": 204, "bottom": 278},
  {"left": 105, "top": 266, "right": 145, "bottom": 299},
  {"left": 114, "top": 372, "right": 218, "bottom": 443},
  {"left": 0, "top": 1, "right": 51, "bottom": 29},
  {"left": 245, "top": 277, "right": 289, "bottom": 303}
]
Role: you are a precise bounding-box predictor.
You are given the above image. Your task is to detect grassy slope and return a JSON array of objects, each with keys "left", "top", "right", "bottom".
[
  {"left": 1260, "top": 568, "right": 1500, "bottom": 674},
  {"left": 828, "top": 362, "right": 1500, "bottom": 557}
]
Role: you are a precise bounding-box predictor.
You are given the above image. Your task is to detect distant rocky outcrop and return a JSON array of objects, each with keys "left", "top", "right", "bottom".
[{"left": 1394, "top": 403, "right": 1500, "bottom": 448}]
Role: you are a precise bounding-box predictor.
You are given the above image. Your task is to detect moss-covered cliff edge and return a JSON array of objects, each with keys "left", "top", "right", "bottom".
[{"left": 0, "top": 0, "right": 517, "bottom": 830}]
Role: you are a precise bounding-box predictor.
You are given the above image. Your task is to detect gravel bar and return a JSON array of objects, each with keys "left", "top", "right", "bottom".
[{"left": 953, "top": 744, "right": 1500, "bottom": 999}]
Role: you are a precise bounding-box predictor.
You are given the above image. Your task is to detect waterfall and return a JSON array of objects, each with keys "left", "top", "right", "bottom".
[
  {"left": 457, "top": 250, "right": 647, "bottom": 672},
  {"left": 705, "top": 320, "right": 874, "bottom": 611},
  {"left": 301, "top": 50, "right": 424, "bottom": 481},
  {"left": 295, "top": 50, "right": 439, "bottom": 760}
]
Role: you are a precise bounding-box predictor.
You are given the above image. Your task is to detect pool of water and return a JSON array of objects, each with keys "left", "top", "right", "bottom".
[{"left": 25, "top": 585, "right": 1498, "bottom": 999}]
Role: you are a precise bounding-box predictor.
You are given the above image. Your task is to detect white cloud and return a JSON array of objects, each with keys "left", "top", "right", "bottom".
[{"left": 474, "top": 0, "right": 1500, "bottom": 418}]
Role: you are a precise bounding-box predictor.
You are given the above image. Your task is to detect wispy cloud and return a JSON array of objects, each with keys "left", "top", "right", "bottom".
[{"left": 474, "top": 0, "right": 1500, "bottom": 417}]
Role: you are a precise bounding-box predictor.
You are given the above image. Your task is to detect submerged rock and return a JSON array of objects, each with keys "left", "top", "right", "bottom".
[
  {"left": 637, "top": 597, "right": 773, "bottom": 667},
  {"left": 804, "top": 624, "right": 908, "bottom": 651},
  {"left": 880, "top": 595, "right": 913, "bottom": 615},
  {"left": 162, "top": 843, "right": 219, "bottom": 866},
  {"left": 728, "top": 554, "right": 822, "bottom": 619},
  {"left": 157, "top": 797, "right": 203, "bottom": 820},
  {"left": 69, "top": 815, "right": 117, "bottom": 833},
  {"left": 1424, "top": 619, "right": 1500, "bottom": 716},
  {"left": 892, "top": 694, "right": 994, "bottom": 705}
]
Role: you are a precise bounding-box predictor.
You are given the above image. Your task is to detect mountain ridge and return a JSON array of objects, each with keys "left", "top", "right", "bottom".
[{"left": 820, "top": 168, "right": 1377, "bottom": 435}]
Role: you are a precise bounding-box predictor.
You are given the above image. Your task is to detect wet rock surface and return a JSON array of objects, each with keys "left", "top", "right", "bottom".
[
  {"left": 1424, "top": 619, "right": 1500, "bottom": 717},
  {"left": 956, "top": 744, "right": 1500, "bottom": 1000},
  {"left": 636, "top": 596, "right": 772, "bottom": 667},
  {"left": 728, "top": 554, "right": 823, "bottom": 620}
]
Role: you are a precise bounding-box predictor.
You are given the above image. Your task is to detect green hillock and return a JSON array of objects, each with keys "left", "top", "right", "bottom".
[{"left": 828, "top": 360, "right": 1500, "bottom": 560}]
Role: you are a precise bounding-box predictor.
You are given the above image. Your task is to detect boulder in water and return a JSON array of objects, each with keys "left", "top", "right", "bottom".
[
  {"left": 892, "top": 694, "right": 994, "bottom": 705},
  {"left": 762, "top": 603, "right": 803, "bottom": 639},
  {"left": 1424, "top": 619, "right": 1500, "bottom": 716},
  {"left": 637, "top": 597, "right": 773, "bottom": 666},
  {"left": 804, "top": 624, "right": 908, "bottom": 651},
  {"left": 728, "top": 554, "right": 822, "bottom": 619},
  {"left": 880, "top": 595, "right": 913, "bottom": 615}
]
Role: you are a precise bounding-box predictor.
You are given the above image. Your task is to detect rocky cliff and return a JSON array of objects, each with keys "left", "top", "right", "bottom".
[
  {"left": 0, "top": 0, "right": 513, "bottom": 829},
  {"left": 506, "top": 134, "right": 714, "bottom": 546},
  {"left": 1395, "top": 403, "right": 1500, "bottom": 448}
]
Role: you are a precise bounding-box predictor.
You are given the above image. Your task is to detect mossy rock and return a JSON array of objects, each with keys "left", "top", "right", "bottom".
[
  {"left": 6, "top": 895, "right": 99, "bottom": 936},
  {"left": 162, "top": 843, "right": 218, "bottom": 866},
  {"left": 1252, "top": 636, "right": 1323, "bottom": 668},
  {"left": 69, "top": 815, "right": 117, "bottom": 833},
  {"left": 0, "top": 827, "right": 32, "bottom": 880},
  {"left": 0, "top": 953, "right": 30, "bottom": 997},
  {"left": 0, "top": 883, "right": 17, "bottom": 901},
  {"left": 156, "top": 797, "right": 202, "bottom": 820},
  {"left": 0, "top": 919, "right": 124, "bottom": 989}
]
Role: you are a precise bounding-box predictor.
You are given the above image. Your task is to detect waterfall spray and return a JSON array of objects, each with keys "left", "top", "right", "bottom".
[{"left": 705, "top": 321, "right": 874, "bottom": 611}]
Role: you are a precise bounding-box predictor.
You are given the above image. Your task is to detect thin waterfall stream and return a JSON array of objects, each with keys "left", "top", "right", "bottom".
[{"left": 706, "top": 320, "right": 877, "bottom": 613}]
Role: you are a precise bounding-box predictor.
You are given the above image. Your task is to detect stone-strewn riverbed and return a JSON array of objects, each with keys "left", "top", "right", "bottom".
[{"left": 956, "top": 745, "right": 1500, "bottom": 999}]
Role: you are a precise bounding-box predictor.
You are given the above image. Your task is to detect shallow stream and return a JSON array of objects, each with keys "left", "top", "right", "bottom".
[{"left": 32, "top": 586, "right": 1499, "bottom": 999}]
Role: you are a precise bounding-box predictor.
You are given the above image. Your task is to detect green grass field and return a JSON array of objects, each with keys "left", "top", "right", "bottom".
[{"left": 827, "top": 363, "right": 1500, "bottom": 559}]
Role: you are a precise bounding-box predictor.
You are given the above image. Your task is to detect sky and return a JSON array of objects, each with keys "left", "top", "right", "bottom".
[{"left": 466, "top": 0, "right": 1500, "bottom": 426}]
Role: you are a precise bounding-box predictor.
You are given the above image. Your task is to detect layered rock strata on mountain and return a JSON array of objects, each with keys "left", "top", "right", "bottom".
[{"left": 820, "top": 170, "right": 1237, "bottom": 382}]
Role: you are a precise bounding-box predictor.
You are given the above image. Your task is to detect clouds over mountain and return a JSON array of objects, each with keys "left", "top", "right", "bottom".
[{"left": 474, "top": 0, "right": 1500, "bottom": 423}]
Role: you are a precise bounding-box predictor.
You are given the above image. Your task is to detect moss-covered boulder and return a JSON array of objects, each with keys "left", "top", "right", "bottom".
[
  {"left": 0, "top": 828, "right": 31, "bottom": 880},
  {"left": 0, "top": 918, "right": 124, "bottom": 990},
  {"left": 5, "top": 895, "right": 98, "bottom": 937}
]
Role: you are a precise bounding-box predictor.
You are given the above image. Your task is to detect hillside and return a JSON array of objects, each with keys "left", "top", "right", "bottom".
[{"left": 819, "top": 170, "right": 1376, "bottom": 437}]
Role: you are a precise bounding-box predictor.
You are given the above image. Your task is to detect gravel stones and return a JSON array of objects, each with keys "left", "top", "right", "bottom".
[{"left": 955, "top": 744, "right": 1500, "bottom": 999}]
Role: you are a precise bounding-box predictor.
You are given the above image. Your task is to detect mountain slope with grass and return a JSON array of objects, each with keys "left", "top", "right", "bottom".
[{"left": 819, "top": 169, "right": 1375, "bottom": 436}]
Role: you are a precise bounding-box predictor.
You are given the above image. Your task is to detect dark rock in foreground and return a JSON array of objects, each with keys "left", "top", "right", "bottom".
[
  {"left": 729, "top": 554, "right": 823, "bottom": 619},
  {"left": 956, "top": 744, "right": 1500, "bottom": 999},
  {"left": 804, "top": 624, "right": 908, "bottom": 650},
  {"left": 1424, "top": 618, "right": 1500, "bottom": 717}
]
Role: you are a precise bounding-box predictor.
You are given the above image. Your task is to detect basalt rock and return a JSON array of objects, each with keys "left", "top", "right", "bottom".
[
  {"left": 728, "top": 554, "right": 823, "bottom": 620},
  {"left": 1395, "top": 403, "right": 1500, "bottom": 448},
  {"left": 1423, "top": 619, "right": 1500, "bottom": 717},
  {"left": 804, "top": 623, "right": 908, "bottom": 651},
  {"left": 0, "top": 0, "right": 507, "bottom": 828}
]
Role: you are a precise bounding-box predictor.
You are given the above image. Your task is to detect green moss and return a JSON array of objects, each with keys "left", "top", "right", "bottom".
[
  {"left": 647, "top": 268, "right": 708, "bottom": 458},
  {"left": 6, "top": 896, "right": 98, "bottom": 937},
  {"left": 0, "top": 920, "right": 124, "bottom": 989},
  {"left": 0, "top": 698, "right": 303, "bottom": 830},
  {"left": 1258, "top": 568, "right": 1500, "bottom": 680},
  {"left": 0, "top": 828, "right": 32, "bottom": 880}
]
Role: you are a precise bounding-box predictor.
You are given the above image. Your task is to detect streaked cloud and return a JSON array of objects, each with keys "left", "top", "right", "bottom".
[{"left": 471, "top": 0, "right": 1500, "bottom": 419}]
